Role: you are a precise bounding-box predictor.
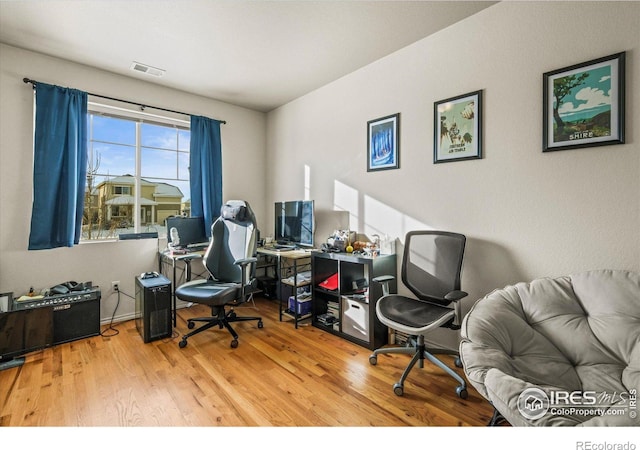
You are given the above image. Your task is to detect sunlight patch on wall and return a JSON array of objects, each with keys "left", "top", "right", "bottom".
[
  {"left": 334, "top": 180, "right": 359, "bottom": 229},
  {"left": 363, "top": 195, "right": 432, "bottom": 243},
  {"left": 304, "top": 164, "right": 311, "bottom": 201},
  {"left": 333, "top": 179, "right": 432, "bottom": 244}
]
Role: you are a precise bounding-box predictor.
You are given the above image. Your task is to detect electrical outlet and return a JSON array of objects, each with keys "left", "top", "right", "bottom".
[{"left": 112, "top": 281, "right": 120, "bottom": 292}]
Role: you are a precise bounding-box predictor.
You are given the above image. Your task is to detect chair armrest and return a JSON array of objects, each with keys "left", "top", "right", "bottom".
[
  {"left": 234, "top": 257, "right": 258, "bottom": 266},
  {"left": 372, "top": 275, "right": 395, "bottom": 296},
  {"left": 235, "top": 257, "right": 258, "bottom": 299},
  {"left": 445, "top": 290, "right": 468, "bottom": 329},
  {"left": 444, "top": 290, "right": 468, "bottom": 302},
  {"left": 372, "top": 275, "right": 395, "bottom": 284}
]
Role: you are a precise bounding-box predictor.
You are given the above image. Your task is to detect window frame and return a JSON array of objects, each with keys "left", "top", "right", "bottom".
[{"left": 83, "top": 100, "right": 190, "bottom": 242}]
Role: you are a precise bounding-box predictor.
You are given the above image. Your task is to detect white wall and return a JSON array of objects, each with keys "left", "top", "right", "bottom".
[
  {"left": 266, "top": 2, "right": 640, "bottom": 348},
  {"left": 0, "top": 44, "right": 267, "bottom": 323}
]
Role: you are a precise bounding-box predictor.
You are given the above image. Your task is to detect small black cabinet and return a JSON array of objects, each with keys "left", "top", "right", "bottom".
[
  {"left": 135, "top": 274, "right": 172, "bottom": 343},
  {"left": 311, "top": 252, "right": 396, "bottom": 350}
]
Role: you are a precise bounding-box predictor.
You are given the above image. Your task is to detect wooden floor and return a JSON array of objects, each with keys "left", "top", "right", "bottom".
[{"left": 0, "top": 296, "right": 494, "bottom": 427}]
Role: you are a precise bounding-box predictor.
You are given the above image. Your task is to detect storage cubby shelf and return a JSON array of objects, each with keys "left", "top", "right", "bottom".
[{"left": 311, "top": 252, "right": 396, "bottom": 350}]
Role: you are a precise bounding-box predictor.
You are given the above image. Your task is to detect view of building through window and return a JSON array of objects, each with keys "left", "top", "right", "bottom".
[{"left": 83, "top": 109, "right": 190, "bottom": 240}]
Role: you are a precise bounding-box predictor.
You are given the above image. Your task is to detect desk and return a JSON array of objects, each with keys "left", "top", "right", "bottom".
[
  {"left": 257, "top": 247, "right": 317, "bottom": 328},
  {"left": 158, "top": 249, "right": 206, "bottom": 326}
]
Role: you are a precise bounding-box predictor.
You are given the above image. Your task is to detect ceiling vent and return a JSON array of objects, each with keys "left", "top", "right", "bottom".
[{"left": 130, "top": 61, "right": 165, "bottom": 77}]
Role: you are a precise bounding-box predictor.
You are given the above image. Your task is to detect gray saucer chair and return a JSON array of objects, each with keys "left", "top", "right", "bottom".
[
  {"left": 460, "top": 269, "right": 640, "bottom": 426},
  {"left": 175, "top": 200, "right": 263, "bottom": 349},
  {"left": 369, "top": 230, "right": 469, "bottom": 399}
]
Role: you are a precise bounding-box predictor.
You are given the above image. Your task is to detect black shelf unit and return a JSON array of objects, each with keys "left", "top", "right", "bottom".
[
  {"left": 278, "top": 254, "right": 312, "bottom": 328},
  {"left": 311, "top": 252, "right": 396, "bottom": 350},
  {"left": 255, "top": 252, "right": 278, "bottom": 300},
  {"left": 256, "top": 248, "right": 313, "bottom": 328}
]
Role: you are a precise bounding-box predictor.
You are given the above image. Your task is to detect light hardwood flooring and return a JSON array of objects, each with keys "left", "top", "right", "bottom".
[{"left": 0, "top": 296, "right": 494, "bottom": 427}]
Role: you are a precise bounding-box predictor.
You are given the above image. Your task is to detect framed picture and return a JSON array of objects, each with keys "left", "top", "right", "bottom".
[
  {"left": 434, "top": 90, "right": 482, "bottom": 163},
  {"left": 543, "top": 52, "right": 625, "bottom": 152},
  {"left": 0, "top": 292, "right": 12, "bottom": 312},
  {"left": 367, "top": 113, "right": 399, "bottom": 171}
]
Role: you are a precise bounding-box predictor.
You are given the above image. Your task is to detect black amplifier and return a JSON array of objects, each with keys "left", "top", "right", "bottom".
[
  {"left": 13, "top": 287, "right": 101, "bottom": 310},
  {"left": 13, "top": 287, "right": 101, "bottom": 345}
]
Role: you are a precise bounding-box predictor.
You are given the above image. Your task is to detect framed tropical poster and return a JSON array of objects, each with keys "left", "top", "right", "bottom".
[
  {"left": 543, "top": 52, "right": 625, "bottom": 152},
  {"left": 434, "top": 90, "right": 482, "bottom": 163},
  {"left": 367, "top": 113, "right": 399, "bottom": 171}
]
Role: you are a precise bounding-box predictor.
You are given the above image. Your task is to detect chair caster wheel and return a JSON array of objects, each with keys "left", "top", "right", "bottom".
[
  {"left": 258, "top": 320, "right": 264, "bottom": 329},
  {"left": 456, "top": 386, "right": 468, "bottom": 399},
  {"left": 229, "top": 311, "right": 237, "bottom": 319},
  {"left": 179, "top": 339, "right": 187, "bottom": 348},
  {"left": 393, "top": 383, "right": 404, "bottom": 396},
  {"left": 230, "top": 339, "right": 239, "bottom": 348},
  {"left": 455, "top": 357, "right": 463, "bottom": 368},
  {"left": 187, "top": 321, "right": 195, "bottom": 329},
  {"left": 369, "top": 355, "right": 377, "bottom": 365}
]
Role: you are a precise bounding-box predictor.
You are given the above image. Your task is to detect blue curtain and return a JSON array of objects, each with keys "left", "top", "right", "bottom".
[
  {"left": 189, "top": 115, "right": 223, "bottom": 237},
  {"left": 28, "top": 83, "right": 88, "bottom": 250}
]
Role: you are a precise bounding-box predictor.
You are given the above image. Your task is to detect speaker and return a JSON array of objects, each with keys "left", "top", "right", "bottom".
[
  {"left": 135, "top": 275, "right": 172, "bottom": 343},
  {"left": 52, "top": 296, "right": 100, "bottom": 345}
]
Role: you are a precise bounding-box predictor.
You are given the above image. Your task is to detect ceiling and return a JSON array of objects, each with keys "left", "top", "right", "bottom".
[{"left": 0, "top": 0, "right": 496, "bottom": 112}]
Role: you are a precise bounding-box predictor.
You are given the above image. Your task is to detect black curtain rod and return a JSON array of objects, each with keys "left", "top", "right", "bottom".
[{"left": 23, "top": 77, "right": 226, "bottom": 124}]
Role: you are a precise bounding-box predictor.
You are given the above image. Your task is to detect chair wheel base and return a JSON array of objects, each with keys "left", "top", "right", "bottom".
[
  {"left": 258, "top": 320, "right": 264, "bottom": 328},
  {"left": 230, "top": 339, "right": 239, "bottom": 348},
  {"left": 393, "top": 383, "right": 404, "bottom": 396},
  {"left": 187, "top": 321, "right": 195, "bottom": 330},
  {"left": 369, "top": 355, "right": 377, "bottom": 365},
  {"left": 456, "top": 386, "right": 468, "bottom": 399},
  {"left": 179, "top": 339, "right": 188, "bottom": 348},
  {"left": 455, "top": 357, "right": 463, "bottom": 368}
]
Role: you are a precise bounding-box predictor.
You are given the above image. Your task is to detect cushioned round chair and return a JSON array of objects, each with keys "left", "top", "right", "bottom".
[{"left": 459, "top": 269, "right": 640, "bottom": 426}]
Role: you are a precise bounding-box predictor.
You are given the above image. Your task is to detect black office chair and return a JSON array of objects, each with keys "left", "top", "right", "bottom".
[
  {"left": 175, "top": 200, "right": 263, "bottom": 349},
  {"left": 369, "top": 230, "right": 468, "bottom": 398}
]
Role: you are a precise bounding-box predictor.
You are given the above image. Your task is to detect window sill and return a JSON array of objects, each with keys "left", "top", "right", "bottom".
[{"left": 79, "top": 239, "right": 119, "bottom": 245}]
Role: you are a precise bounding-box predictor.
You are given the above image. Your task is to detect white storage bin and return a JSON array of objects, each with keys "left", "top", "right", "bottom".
[{"left": 341, "top": 296, "right": 369, "bottom": 340}]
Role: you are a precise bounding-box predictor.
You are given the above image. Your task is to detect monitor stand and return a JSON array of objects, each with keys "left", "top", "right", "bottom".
[{"left": 0, "top": 356, "right": 25, "bottom": 371}]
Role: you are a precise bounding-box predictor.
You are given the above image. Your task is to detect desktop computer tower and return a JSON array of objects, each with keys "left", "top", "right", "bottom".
[{"left": 135, "top": 274, "right": 172, "bottom": 343}]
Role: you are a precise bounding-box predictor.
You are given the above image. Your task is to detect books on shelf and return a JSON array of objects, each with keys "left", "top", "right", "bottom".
[
  {"left": 316, "top": 312, "right": 338, "bottom": 326},
  {"left": 327, "top": 300, "right": 339, "bottom": 315}
]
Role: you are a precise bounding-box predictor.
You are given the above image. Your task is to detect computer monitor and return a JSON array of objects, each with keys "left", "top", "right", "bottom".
[
  {"left": 166, "top": 216, "right": 208, "bottom": 249},
  {"left": 274, "top": 200, "right": 315, "bottom": 248}
]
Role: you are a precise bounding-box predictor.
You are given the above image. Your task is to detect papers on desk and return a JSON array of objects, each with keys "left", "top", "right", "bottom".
[{"left": 284, "top": 271, "right": 311, "bottom": 285}]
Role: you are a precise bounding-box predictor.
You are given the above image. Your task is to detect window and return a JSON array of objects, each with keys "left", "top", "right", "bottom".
[
  {"left": 113, "top": 186, "right": 131, "bottom": 195},
  {"left": 83, "top": 103, "right": 190, "bottom": 241}
]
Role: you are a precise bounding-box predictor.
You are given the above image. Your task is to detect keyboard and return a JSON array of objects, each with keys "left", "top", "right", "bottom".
[
  {"left": 273, "top": 244, "right": 296, "bottom": 251},
  {"left": 186, "top": 242, "right": 209, "bottom": 250}
]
